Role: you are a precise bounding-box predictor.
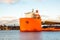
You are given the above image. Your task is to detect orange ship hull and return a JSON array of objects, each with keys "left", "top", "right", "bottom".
[
  {"left": 19, "top": 18, "right": 42, "bottom": 32},
  {"left": 42, "top": 28, "right": 60, "bottom": 31},
  {"left": 19, "top": 18, "right": 60, "bottom": 32}
]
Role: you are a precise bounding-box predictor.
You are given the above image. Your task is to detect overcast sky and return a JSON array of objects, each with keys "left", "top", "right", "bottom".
[{"left": 0, "top": 0, "right": 60, "bottom": 19}]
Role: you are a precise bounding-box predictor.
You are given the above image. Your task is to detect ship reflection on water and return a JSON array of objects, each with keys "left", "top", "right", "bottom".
[{"left": 0, "top": 30, "right": 60, "bottom": 40}]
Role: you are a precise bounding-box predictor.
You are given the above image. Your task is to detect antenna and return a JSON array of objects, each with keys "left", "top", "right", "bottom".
[{"left": 32, "top": 9, "right": 34, "bottom": 12}]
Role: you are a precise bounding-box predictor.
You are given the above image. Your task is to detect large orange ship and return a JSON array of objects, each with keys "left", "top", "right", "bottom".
[
  {"left": 19, "top": 9, "right": 42, "bottom": 32},
  {"left": 19, "top": 9, "right": 60, "bottom": 32}
]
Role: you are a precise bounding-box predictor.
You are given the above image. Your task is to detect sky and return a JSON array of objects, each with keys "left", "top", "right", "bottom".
[{"left": 0, "top": 0, "right": 60, "bottom": 20}]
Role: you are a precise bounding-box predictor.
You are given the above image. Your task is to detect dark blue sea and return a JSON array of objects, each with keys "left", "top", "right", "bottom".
[{"left": 0, "top": 30, "right": 60, "bottom": 40}]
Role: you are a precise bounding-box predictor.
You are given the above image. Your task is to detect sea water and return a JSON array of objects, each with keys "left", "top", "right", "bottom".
[{"left": 0, "top": 30, "right": 60, "bottom": 40}]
